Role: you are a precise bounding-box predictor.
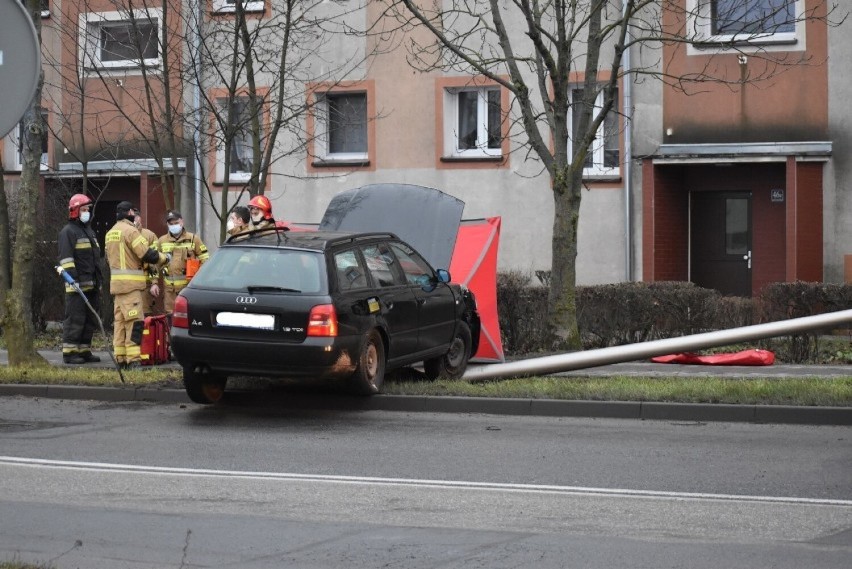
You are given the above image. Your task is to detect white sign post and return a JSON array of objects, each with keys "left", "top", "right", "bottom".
[{"left": 0, "top": 0, "right": 41, "bottom": 138}]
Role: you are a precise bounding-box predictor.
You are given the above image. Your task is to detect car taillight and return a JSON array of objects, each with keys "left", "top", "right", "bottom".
[
  {"left": 172, "top": 295, "right": 189, "bottom": 329},
  {"left": 307, "top": 304, "right": 338, "bottom": 337}
]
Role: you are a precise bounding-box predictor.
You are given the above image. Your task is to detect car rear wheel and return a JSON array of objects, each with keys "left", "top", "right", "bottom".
[
  {"left": 183, "top": 366, "right": 228, "bottom": 404},
  {"left": 353, "top": 329, "right": 386, "bottom": 395},
  {"left": 424, "top": 321, "right": 472, "bottom": 381}
]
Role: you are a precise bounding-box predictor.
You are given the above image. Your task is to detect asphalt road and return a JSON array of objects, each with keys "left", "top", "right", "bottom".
[{"left": 0, "top": 397, "right": 850, "bottom": 568}]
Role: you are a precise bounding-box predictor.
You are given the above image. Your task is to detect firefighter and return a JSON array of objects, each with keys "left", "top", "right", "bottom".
[
  {"left": 134, "top": 214, "right": 162, "bottom": 316},
  {"left": 158, "top": 210, "right": 210, "bottom": 315},
  {"left": 247, "top": 195, "right": 276, "bottom": 230},
  {"left": 226, "top": 205, "right": 250, "bottom": 237},
  {"left": 57, "top": 193, "right": 103, "bottom": 364},
  {"left": 105, "top": 202, "right": 169, "bottom": 369}
]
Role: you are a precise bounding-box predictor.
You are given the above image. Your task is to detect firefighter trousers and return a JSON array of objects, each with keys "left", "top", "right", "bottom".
[
  {"left": 112, "top": 290, "right": 144, "bottom": 365},
  {"left": 62, "top": 290, "right": 100, "bottom": 358}
]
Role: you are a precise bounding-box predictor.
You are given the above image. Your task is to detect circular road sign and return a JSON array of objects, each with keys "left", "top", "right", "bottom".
[{"left": 0, "top": 0, "right": 41, "bottom": 138}]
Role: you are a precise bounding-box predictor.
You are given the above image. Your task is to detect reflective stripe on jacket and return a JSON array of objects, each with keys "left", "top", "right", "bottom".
[
  {"left": 158, "top": 230, "right": 209, "bottom": 290},
  {"left": 57, "top": 219, "right": 101, "bottom": 293},
  {"left": 106, "top": 219, "right": 160, "bottom": 295}
]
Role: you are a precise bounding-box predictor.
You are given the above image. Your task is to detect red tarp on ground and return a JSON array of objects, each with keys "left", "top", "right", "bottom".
[
  {"left": 650, "top": 349, "right": 775, "bottom": 366},
  {"left": 277, "top": 217, "right": 506, "bottom": 363},
  {"left": 450, "top": 218, "right": 505, "bottom": 362}
]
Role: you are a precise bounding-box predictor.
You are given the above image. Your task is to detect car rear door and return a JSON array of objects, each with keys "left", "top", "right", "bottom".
[
  {"left": 359, "top": 242, "right": 419, "bottom": 359},
  {"left": 388, "top": 241, "right": 456, "bottom": 353}
]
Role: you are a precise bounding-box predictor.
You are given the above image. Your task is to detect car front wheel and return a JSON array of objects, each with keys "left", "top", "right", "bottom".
[
  {"left": 424, "top": 321, "right": 472, "bottom": 380},
  {"left": 183, "top": 366, "right": 227, "bottom": 404},
  {"left": 353, "top": 329, "right": 386, "bottom": 395}
]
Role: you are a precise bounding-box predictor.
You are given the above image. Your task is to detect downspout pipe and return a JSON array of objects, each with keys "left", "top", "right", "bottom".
[
  {"left": 193, "top": 0, "right": 203, "bottom": 235},
  {"left": 622, "top": 2, "right": 633, "bottom": 282},
  {"left": 463, "top": 309, "right": 852, "bottom": 381}
]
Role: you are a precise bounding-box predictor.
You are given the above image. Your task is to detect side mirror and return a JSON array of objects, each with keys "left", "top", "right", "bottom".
[{"left": 436, "top": 269, "right": 451, "bottom": 283}]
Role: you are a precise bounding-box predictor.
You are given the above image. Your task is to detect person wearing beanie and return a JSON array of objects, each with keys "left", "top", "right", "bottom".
[{"left": 104, "top": 202, "right": 169, "bottom": 369}]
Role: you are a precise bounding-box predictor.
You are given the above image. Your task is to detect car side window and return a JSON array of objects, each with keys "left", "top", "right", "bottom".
[
  {"left": 361, "top": 243, "right": 399, "bottom": 287},
  {"left": 334, "top": 249, "right": 369, "bottom": 291},
  {"left": 389, "top": 242, "right": 434, "bottom": 286}
]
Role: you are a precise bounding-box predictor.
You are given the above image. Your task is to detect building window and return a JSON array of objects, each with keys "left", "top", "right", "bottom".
[
  {"left": 213, "top": 0, "right": 265, "bottom": 14},
  {"left": 80, "top": 10, "right": 161, "bottom": 71},
  {"left": 688, "top": 0, "right": 800, "bottom": 48},
  {"left": 569, "top": 87, "right": 620, "bottom": 177},
  {"left": 217, "top": 96, "right": 263, "bottom": 182},
  {"left": 443, "top": 87, "right": 502, "bottom": 159},
  {"left": 14, "top": 111, "right": 49, "bottom": 171},
  {"left": 314, "top": 92, "right": 368, "bottom": 163}
]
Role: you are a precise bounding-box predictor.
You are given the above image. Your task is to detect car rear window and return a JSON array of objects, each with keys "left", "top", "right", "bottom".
[{"left": 190, "top": 247, "right": 326, "bottom": 294}]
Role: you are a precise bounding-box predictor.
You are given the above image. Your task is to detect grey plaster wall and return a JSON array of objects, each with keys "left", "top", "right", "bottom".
[{"left": 826, "top": 11, "right": 852, "bottom": 283}]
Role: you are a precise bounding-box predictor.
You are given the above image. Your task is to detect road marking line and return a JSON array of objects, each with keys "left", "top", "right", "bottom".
[{"left": 2, "top": 455, "right": 850, "bottom": 507}]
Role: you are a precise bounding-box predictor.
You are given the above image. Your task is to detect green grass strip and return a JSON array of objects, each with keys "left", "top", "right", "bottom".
[{"left": 0, "top": 365, "right": 850, "bottom": 406}]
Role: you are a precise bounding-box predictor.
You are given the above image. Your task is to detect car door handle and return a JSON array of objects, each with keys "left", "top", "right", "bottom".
[
  {"left": 416, "top": 298, "right": 426, "bottom": 306},
  {"left": 385, "top": 301, "right": 394, "bottom": 310}
]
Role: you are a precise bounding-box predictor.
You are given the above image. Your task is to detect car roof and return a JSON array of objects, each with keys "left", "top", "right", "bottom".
[{"left": 224, "top": 228, "right": 400, "bottom": 252}]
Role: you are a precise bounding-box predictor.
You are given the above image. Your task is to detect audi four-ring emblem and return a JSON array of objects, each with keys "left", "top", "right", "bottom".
[{"left": 235, "top": 296, "right": 258, "bottom": 304}]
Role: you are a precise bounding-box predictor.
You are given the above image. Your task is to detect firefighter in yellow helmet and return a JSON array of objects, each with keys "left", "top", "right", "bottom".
[
  {"left": 105, "top": 202, "right": 169, "bottom": 369},
  {"left": 157, "top": 210, "right": 210, "bottom": 315},
  {"left": 247, "top": 195, "right": 276, "bottom": 230},
  {"left": 57, "top": 193, "right": 102, "bottom": 364}
]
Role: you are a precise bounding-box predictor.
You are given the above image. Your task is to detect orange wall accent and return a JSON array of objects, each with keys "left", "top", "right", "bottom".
[
  {"left": 643, "top": 161, "right": 689, "bottom": 282},
  {"left": 661, "top": 1, "right": 829, "bottom": 144}
]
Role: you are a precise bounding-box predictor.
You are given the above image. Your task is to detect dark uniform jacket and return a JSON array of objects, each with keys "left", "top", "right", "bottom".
[{"left": 57, "top": 219, "right": 101, "bottom": 293}]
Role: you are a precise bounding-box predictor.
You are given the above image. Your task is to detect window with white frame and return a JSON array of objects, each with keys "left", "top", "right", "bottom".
[
  {"left": 213, "top": 0, "right": 265, "bottom": 14},
  {"left": 688, "top": 0, "right": 801, "bottom": 48},
  {"left": 13, "top": 111, "right": 49, "bottom": 171},
  {"left": 444, "top": 87, "right": 502, "bottom": 158},
  {"left": 314, "top": 92, "right": 368, "bottom": 163},
  {"left": 217, "top": 96, "right": 263, "bottom": 182},
  {"left": 80, "top": 10, "right": 161, "bottom": 71},
  {"left": 569, "top": 87, "right": 619, "bottom": 177}
]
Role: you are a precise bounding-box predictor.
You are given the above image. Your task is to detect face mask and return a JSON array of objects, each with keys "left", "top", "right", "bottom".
[
  {"left": 168, "top": 223, "right": 182, "bottom": 236},
  {"left": 251, "top": 213, "right": 263, "bottom": 224},
  {"left": 79, "top": 211, "right": 91, "bottom": 224},
  {"left": 226, "top": 219, "right": 235, "bottom": 232}
]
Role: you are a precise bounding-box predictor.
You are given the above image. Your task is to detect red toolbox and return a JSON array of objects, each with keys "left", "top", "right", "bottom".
[{"left": 140, "top": 314, "right": 170, "bottom": 366}]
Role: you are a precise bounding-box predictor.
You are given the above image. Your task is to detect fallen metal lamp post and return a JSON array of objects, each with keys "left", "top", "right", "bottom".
[{"left": 463, "top": 309, "right": 852, "bottom": 382}]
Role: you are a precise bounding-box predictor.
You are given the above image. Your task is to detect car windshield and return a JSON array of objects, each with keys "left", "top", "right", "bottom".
[{"left": 189, "top": 247, "right": 326, "bottom": 294}]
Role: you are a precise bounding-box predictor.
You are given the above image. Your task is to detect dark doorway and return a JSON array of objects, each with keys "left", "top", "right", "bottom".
[
  {"left": 91, "top": 200, "right": 119, "bottom": 256},
  {"left": 690, "top": 191, "right": 752, "bottom": 297}
]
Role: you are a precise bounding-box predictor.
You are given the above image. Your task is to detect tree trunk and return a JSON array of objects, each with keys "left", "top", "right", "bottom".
[
  {"left": 547, "top": 168, "right": 583, "bottom": 351},
  {"left": 4, "top": 1, "right": 48, "bottom": 367}
]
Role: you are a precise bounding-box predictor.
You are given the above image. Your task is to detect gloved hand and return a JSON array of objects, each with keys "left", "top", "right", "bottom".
[{"left": 160, "top": 252, "right": 172, "bottom": 265}]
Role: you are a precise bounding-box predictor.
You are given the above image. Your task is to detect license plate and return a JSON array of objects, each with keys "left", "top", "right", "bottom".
[{"left": 216, "top": 312, "right": 275, "bottom": 330}]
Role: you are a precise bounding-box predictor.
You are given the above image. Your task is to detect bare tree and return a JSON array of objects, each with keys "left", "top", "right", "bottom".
[
  {"left": 0, "top": 0, "right": 49, "bottom": 366},
  {"left": 387, "top": 0, "right": 844, "bottom": 349},
  {"left": 189, "top": 0, "right": 372, "bottom": 242}
]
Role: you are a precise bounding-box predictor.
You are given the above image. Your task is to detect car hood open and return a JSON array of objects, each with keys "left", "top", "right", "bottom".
[{"left": 319, "top": 183, "right": 465, "bottom": 270}]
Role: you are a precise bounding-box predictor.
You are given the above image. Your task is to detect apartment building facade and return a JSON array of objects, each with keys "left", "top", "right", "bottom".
[{"left": 3, "top": 1, "right": 849, "bottom": 296}]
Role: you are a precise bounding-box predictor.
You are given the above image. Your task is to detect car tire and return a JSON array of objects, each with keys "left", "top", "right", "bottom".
[
  {"left": 424, "top": 321, "right": 472, "bottom": 381},
  {"left": 353, "top": 329, "right": 386, "bottom": 395},
  {"left": 183, "top": 366, "right": 227, "bottom": 404}
]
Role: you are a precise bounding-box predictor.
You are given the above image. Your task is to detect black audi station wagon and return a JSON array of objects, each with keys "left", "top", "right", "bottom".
[{"left": 171, "top": 228, "right": 480, "bottom": 404}]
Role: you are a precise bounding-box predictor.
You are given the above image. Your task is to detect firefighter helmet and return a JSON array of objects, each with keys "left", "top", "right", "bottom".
[
  {"left": 247, "top": 195, "right": 273, "bottom": 220},
  {"left": 68, "top": 194, "right": 93, "bottom": 219}
]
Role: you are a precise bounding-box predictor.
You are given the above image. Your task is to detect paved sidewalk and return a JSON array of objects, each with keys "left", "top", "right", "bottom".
[{"left": 1, "top": 349, "right": 850, "bottom": 425}]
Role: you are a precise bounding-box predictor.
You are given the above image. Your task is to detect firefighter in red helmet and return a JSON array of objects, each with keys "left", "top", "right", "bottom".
[
  {"left": 57, "top": 194, "right": 102, "bottom": 364},
  {"left": 247, "top": 195, "right": 276, "bottom": 231}
]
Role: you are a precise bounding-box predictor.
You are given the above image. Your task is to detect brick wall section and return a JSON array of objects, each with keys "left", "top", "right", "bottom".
[
  {"left": 643, "top": 161, "right": 688, "bottom": 281},
  {"left": 787, "top": 159, "right": 824, "bottom": 282}
]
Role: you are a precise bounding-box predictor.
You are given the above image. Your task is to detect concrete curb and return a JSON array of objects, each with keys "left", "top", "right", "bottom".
[{"left": 1, "top": 384, "right": 850, "bottom": 425}]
